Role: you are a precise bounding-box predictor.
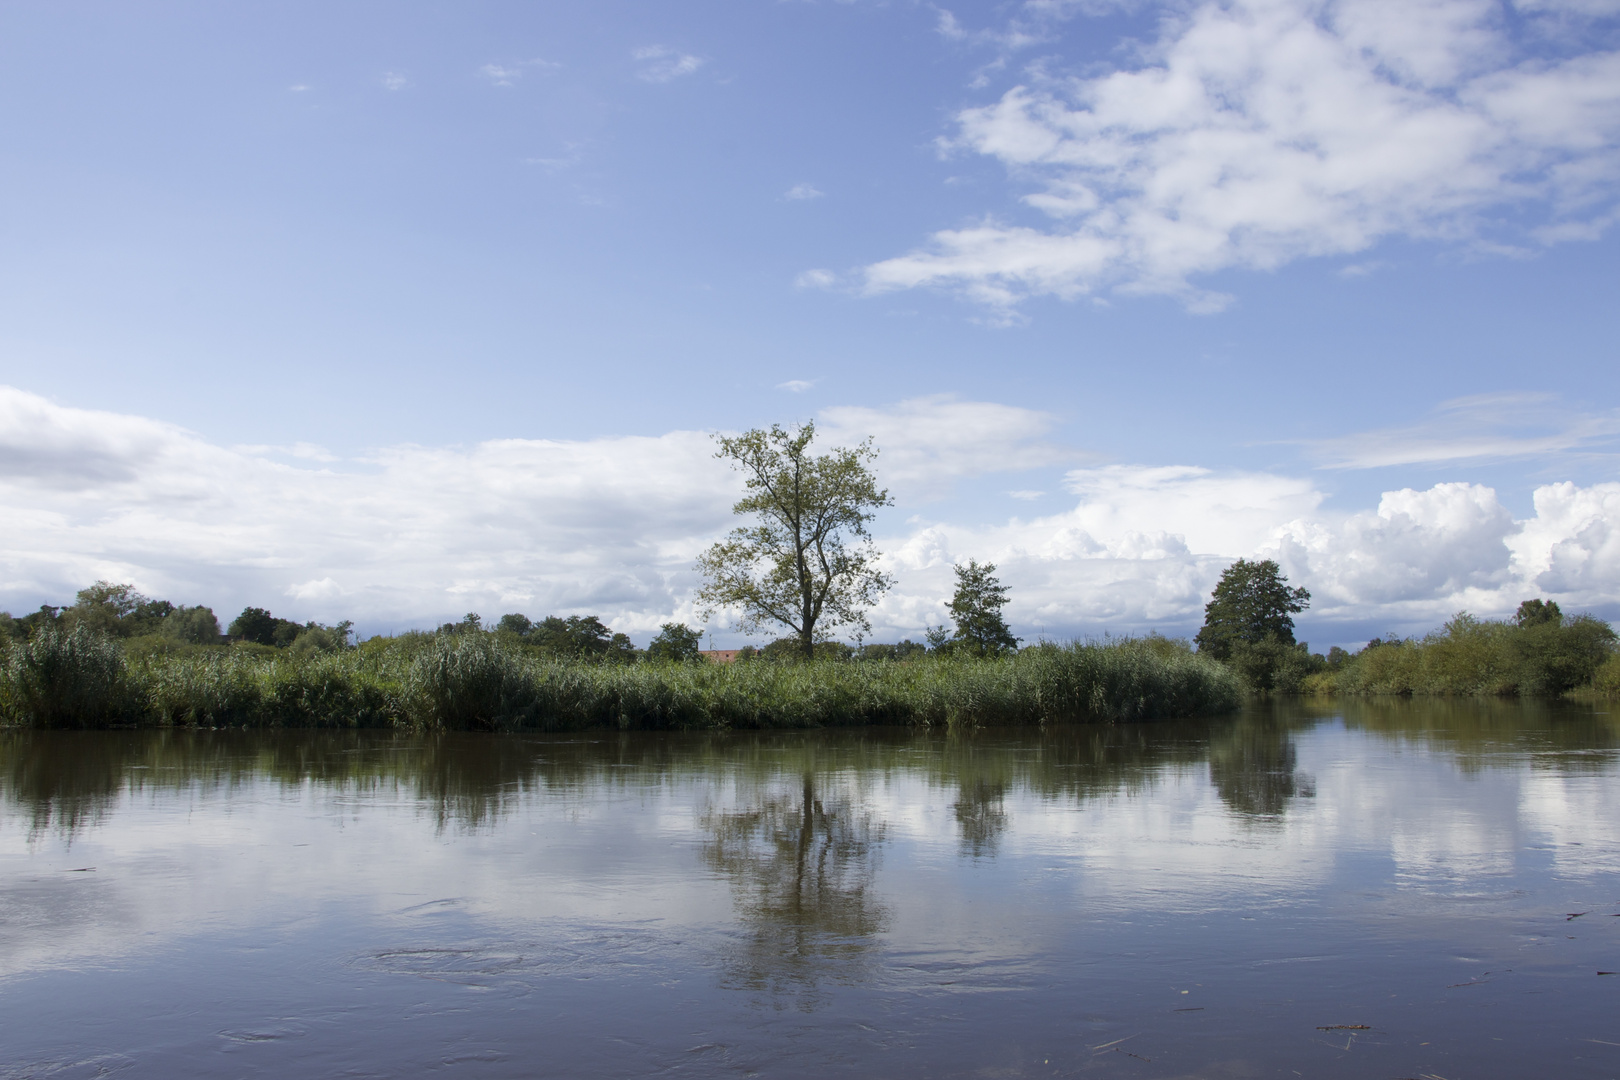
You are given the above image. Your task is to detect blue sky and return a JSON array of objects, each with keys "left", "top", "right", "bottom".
[{"left": 2, "top": 0, "right": 1618, "bottom": 647}]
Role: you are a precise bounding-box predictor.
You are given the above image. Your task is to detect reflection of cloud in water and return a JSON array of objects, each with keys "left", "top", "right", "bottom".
[{"left": 4, "top": 704, "right": 1619, "bottom": 984}]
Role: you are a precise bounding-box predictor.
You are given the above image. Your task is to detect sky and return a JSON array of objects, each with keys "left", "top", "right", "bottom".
[{"left": 1, "top": 0, "right": 1618, "bottom": 649}]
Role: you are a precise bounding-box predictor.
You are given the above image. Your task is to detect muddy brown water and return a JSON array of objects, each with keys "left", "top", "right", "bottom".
[{"left": 3, "top": 699, "right": 1618, "bottom": 1078}]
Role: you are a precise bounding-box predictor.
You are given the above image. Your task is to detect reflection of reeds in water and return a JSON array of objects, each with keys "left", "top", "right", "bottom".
[
  {"left": 1, "top": 634, "right": 1242, "bottom": 731},
  {"left": 2, "top": 704, "right": 1495, "bottom": 840}
]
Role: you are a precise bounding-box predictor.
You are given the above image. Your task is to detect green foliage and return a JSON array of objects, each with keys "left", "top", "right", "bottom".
[
  {"left": 162, "top": 605, "right": 222, "bottom": 645},
  {"left": 856, "top": 640, "right": 928, "bottom": 661},
  {"left": 495, "top": 613, "right": 533, "bottom": 636},
  {"left": 1, "top": 625, "right": 139, "bottom": 727},
  {"left": 1325, "top": 606, "right": 1617, "bottom": 696},
  {"left": 2, "top": 634, "right": 1241, "bottom": 730},
  {"left": 757, "top": 637, "right": 853, "bottom": 663},
  {"left": 230, "top": 606, "right": 305, "bottom": 646},
  {"left": 1592, "top": 653, "right": 1620, "bottom": 696},
  {"left": 63, "top": 582, "right": 176, "bottom": 638},
  {"left": 1515, "top": 598, "right": 1562, "bottom": 627},
  {"left": 1224, "top": 637, "right": 1324, "bottom": 693},
  {"left": 946, "top": 560, "right": 1020, "bottom": 657},
  {"left": 695, "top": 421, "right": 894, "bottom": 660},
  {"left": 647, "top": 622, "right": 704, "bottom": 662},
  {"left": 1195, "top": 559, "right": 1310, "bottom": 662}
]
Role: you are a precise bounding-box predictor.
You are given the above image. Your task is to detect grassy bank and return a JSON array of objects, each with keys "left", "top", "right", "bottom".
[{"left": 0, "top": 629, "right": 1241, "bottom": 731}]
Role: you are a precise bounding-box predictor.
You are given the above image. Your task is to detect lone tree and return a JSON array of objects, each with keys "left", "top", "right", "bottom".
[
  {"left": 945, "top": 559, "right": 1020, "bottom": 656},
  {"left": 695, "top": 421, "right": 893, "bottom": 660},
  {"left": 1195, "top": 558, "right": 1310, "bottom": 660}
]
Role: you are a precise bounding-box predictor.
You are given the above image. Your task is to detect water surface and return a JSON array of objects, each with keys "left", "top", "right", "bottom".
[{"left": 3, "top": 700, "right": 1619, "bottom": 1077}]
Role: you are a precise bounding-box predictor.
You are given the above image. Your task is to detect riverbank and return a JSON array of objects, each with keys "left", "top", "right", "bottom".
[{"left": 0, "top": 630, "right": 1241, "bottom": 730}]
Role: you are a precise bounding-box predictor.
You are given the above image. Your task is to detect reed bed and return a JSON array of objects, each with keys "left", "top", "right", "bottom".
[{"left": 1, "top": 632, "right": 1240, "bottom": 730}]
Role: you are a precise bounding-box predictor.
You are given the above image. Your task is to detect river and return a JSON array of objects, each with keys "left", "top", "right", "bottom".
[{"left": 2, "top": 699, "right": 1618, "bottom": 1077}]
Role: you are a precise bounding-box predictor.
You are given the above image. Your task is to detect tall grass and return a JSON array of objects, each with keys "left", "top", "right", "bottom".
[{"left": 0, "top": 633, "right": 1240, "bottom": 731}]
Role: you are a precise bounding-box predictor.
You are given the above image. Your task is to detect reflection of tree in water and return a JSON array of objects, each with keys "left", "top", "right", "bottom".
[
  {"left": 702, "top": 771, "right": 887, "bottom": 1004},
  {"left": 1207, "top": 714, "right": 1314, "bottom": 818},
  {"left": 953, "top": 780, "right": 1008, "bottom": 858}
]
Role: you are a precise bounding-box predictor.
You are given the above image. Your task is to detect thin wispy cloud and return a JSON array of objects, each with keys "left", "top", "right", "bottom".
[
  {"left": 525, "top": 144, "right": 585, "bottom": 173},
  {"left": 795, "top": 268, "right": 837, "bottom": 289},
  {"left": 868, "top": 0, "right": 1620, "bottom": 315},
  {"left": 479, "top": 59, "right": 560, "bottom": 87},
  {"left": 1303, "top": 393, "right": 1620, "bottom": 469},
  {"left": 777, "top": 379, "right": 816, "bottom": 393},
  {"left": 381, "top": 72, "right": 408, "bottom": 91},
  {"left": 784, "top": 183, "right": 824, "bottom": 201},
  {"left": 634, "top": 45, "right": 705, "bottom": 83}
]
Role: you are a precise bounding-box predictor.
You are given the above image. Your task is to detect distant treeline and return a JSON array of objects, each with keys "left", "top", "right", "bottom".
[{"left": 2, "top": 582, "right": 352, "bottom": 658}]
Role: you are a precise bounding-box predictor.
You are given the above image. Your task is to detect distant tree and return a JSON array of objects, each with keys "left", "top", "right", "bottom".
[
  {"left": 288, "top": 620, "right": 354, "bottom": 656},
  {"left": 161, "top": 605, "right": 221, "bottom": 645},
  {"left": 695, "top": 422, "right": 893, "bottom": 661},
  {"left": 647, "top": 622, "right": 703, "bottom": 662},
  {"left": 64, "top": 582, "right": 174, "bottom": 638},
  {"left": 495, "top": 613, "right": 534, "bottom": 636},
  {"left": 1195, "top": 559, "right": 1311, "bottom": 662},
  {"left": 946, "top": 559, "right": 1020, "bottom": 657},
  {"left": 531, "top": 615, "right": 637, "bottom": 662},
  {"left": 229, "top": 606, "right": 305, "bottom": 646},
  {"left": 856, "top": 640, "right": 927, "bottom": 661},
  {"left": 924, "top": 624, "right": 953, "bottom": 654},
  {"left": 1515, "top": 598, "right": 1563, "bottom": 627},
  {"left": 758, "top": 636, "right": 852, "bottom": 662}
]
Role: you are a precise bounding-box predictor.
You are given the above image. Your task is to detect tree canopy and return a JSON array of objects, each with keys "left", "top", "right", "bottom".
[
  {"left": 695, "top": 422, "right": 893, "bottom": 660},
  {"left": 647, "top": 622, "right": 703, "bottom": 662},
  {"left": 1194, "top": 558, "right": 1310, "bottom": 661},
  {"left": 945, "top": 559, "right": 1020, "bottom": 656}
]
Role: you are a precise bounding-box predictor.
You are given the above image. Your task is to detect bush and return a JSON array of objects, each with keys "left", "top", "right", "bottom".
[{"left": 1329, "top": 609, "right": 1617, "bottom": 697}]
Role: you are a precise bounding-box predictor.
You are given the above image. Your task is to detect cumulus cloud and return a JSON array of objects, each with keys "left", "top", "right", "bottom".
[
  {"left": 871, "top": 467, "right": 1620, "bottom": 644},
  {"left": 4, "top": 387, "right": 1618, "bottom": 646},
  {"left": 784, "top": 183, "right": 824, "bottom": 201},
  {"left": 866, "top": 0, "right": 1620, "bottom": 312},
  {"left": 633, "top": 46, "right": 705, "bottom": 83},
  {"left": 0, "top": 388, "right": 1075, "bottom": 637}
]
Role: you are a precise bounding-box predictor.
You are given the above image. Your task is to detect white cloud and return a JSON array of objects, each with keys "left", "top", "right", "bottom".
[
  {"left": 4, "top": 386, "right": 1618, "bottom": 646},
  {"left": 872, "top": 467, "right": 1620, "bottom": 643},
  {"left": 818, "top": 395, "right": 1078, "bottom": 499},
  {"left": 1303, "top": 393, "right": 1620, "bottom": 468},
  {"left": 633, "top": 46, "right": 705, "bottom": 83},
  {"left": 866, "top": 0, "right": 1620, "bottom": 312},
  {"left": 795, "top": 268, "right": 838, "bottom": 289},
  {"left": 479, "top": 59, "right": 559, "bottom": 87},
  {"left": 0, "top": 388, "right": 1076, "bottom": 637},
  {"left": 381, "top": 72, "right": 407, "bottom": 91},
  {"left": 777, "top": 379, "right": 816, "bottom": 393},
  {"left": 1008, "top": 489, "right": 1046, "bottom": 500},
  {"left": 784, "top": 183, "right": 824, "bottom": 201}
]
